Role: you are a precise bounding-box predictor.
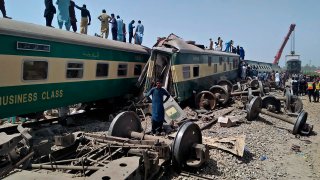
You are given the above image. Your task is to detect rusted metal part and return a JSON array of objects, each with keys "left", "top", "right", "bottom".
[
  {"left": 0, "top": 151, "right": 34, "bottom": 178},
  {"left": 30, "top": 164, "right": 100, "bottom": 171},
  {"left": 88, "top": 157, "right": 141, "bottom": 180},
  {"left": 0, "top": 133, "right": 22, "bottom": 155},
  {"left": 195, "top": 91, "right": 217, "bottom": 110},
  {"left": 200, "top": 108, "right": 234, "bottom": 130},
  {"left": 54, "top": 134, "right": 75, "bottom": 146},
  {"left": 203, "top": 135, "right": 246, "bottom": 157}
]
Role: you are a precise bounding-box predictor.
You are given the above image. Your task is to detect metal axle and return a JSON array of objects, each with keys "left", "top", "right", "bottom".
[{"left": 260, "top": 109, "right": 295, "bottom": 124}]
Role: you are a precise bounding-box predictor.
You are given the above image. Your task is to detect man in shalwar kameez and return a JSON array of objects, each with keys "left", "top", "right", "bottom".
[
  {"left": 145, "top": 80, "right": 170, "bottom": 134},
  {"left": 56, "top": 0, "right": 70, "bottom": 30},
  {"left": 116, "top": 15, "right": 124, "bottom": 41},
  {"left": 135, "top": 20, "right": 144, "bottom": 45}
]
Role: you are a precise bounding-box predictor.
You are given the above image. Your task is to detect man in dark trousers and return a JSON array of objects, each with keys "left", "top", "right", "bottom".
[
  {"left": 0, "top": 0, "right": 11, "bottom": 19},
  {"left": 128, "top": 20, "right": 135, "bottom": 43},
  {"left": 69, "top": 1, "right": 77, "bottom": 32},
  {"left": 145, "top": 80, "right": 170, "bottom": 135},
  {"left": 75, "top": 4, "right": 91, "bottom": 34},
  {"left": 44, "top": 0, "right": 56, "bottom": 27},
  {"left": 109, "top": 14, "right": 117, "bottom": 40}
]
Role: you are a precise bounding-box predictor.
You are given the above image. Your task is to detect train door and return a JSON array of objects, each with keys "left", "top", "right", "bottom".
[{"left": 145, "top": 51, "right": 175, "bottom": 97}]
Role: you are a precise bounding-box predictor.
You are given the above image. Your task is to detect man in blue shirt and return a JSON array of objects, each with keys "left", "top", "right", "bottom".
[
  {"left": 109, "top": 14, "right": 117, "bottom": 40},
  {"left": 145, "top": 80, "right": 170, "bottom": 134},
  {"left": 116, "top": 15, "right": 123, "bottom": 41},
  {"left": 128, "top": 20, "right": 135, "bottom": 43}
]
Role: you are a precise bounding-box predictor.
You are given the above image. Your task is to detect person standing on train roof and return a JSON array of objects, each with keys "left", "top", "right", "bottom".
[
  {"left": 122, "top": 23, "right": 127, "bottom": 42},
  {"left": 239, "top": 47, "right": 245, "bottom": 60},
  {"left": 69, "top": 1, "right": 77, "bottom": 32},
  {"left": 145, "top": 80, "right": 170, "bottom": 135},
  {"left": 128, "top": 20, "right": 135, "bottom": 43},
  {"left": 75, "top": 4, "right": 91, "bottom": 34},
  {"left": 98, "top": 9, "right": 110, "bottom": 39},
  {"left": 0, "top": 0, "right": 11, "bottom": 19},
  {"left": 135, "top": 20, "right": 144, "bottom": 45},
  {"left": 215, "top": 37, "right": 223, "bottom": 51},
  {"left": 44, "top": 0, "right": 56, "bottom": 27},
  {"left": 209, "top": 38, "right": 213, "bottom": 50},
  {"left": 56, "top": 0, "right": 70, "bottom": 31},
  {"left": 225, "top": 40, "right": 233, "bottom": 52},
  {"left": 116, "top": 15, "right": 124, "bottom": 41},
  {"left": 109, "top": 14, "right": 117, "bottom": 40}
]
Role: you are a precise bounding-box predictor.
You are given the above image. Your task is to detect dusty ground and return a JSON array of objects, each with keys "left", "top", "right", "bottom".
[{"left": 2, "top": 92, "right": 320, "bottom": 179}]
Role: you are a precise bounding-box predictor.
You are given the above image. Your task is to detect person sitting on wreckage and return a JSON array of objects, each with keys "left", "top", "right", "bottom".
[{"left": 144, "top": 80, "right": 170, "bottom": 135}]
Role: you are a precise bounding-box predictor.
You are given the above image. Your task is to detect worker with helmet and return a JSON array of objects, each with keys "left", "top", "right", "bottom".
[{"left": 306, "top": 77, "right": 315, "bottom": 102}]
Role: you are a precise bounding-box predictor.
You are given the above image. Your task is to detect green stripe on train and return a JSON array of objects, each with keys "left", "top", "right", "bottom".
[
  {"left": 0, "top": 34, "right": 149, "bottom": 62},
  {"left": 0, "top": 78, "right": 137, "bottom": 118}
]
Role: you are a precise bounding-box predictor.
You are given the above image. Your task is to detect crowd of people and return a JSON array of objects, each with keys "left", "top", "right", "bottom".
[
  {"left": 1, "top": 0, "right": 144, "bottom": 45},
  {"left": 209, "top": 37, "right": 245, "bottom": 60},
  {"left": 290, "top": 74, "right": 320, "bottom": 103}
]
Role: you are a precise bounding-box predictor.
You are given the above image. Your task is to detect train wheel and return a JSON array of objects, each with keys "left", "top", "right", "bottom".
[{"left": 195, "top": 91, "right": 217, "bottom": 110}]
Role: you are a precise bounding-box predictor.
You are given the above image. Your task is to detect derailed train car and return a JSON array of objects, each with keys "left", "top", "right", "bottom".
[
  {"left": 0, "top": 19, "right": 150, "bottom": 119},
  {"left": 143, "top": 34, "right": 240, "bottom": 103},
  {"left": 245, "top": 60, "right": 282, "bottom": 73}
]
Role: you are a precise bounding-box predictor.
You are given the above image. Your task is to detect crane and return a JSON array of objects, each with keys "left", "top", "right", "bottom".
[{"left": 273, "top": 24, "right": 296, "bottom": 65}]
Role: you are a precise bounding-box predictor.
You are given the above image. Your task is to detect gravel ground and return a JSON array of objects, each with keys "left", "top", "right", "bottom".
[{"left": 2, "top": 91, "right": 320, "bottom": 180}]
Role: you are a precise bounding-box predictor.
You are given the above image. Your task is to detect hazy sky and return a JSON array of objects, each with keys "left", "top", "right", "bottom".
[{"left": 4, "top": 0, "right": 320, "bottom": 67}]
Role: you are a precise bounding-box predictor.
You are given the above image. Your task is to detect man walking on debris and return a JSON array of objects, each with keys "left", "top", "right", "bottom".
[
  {"left": 76, "top": 4, "right": 91, "bottom": 34},
  {"left": 44, "top": 0, "right": 56, "bottom": 27},
  {"left": 98, "top": 9, "right": 110, "bottom": 39},
  {"left": 145, "top": 80, "right": 170, "bottom": 135},
  {"left": 0, "top": 0, "right": 11, "bottom": 19}
]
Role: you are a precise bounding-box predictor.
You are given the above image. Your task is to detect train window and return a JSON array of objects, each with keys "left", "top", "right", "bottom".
[
  {"left": 96, "top": 63, "right": 109, "bottom": 77},
  {"left": 219, "top": 57, "right": 223, "bottom": 65},
  {"left": 23, "top": 61, "right": 48, "bottom": 80},
  {"left": 66, "top": 62, "right": 83, "bottom": 79},
  {"left": 183, "top": 66, "right": 190, "bottom": 79},
  {"left": 223, "top": 63, "right": 227, "bottom": 71},
  {"left": 134, "top": 64, "right": 142, "bottom": 76},
  {"left": 208, "top": 56, "right": 212, "bottom": 66},
  {"left": 214, "top": 64, "right": 217, "bottom": 73},
  {"left": 193, "top": 66, "right": 199, "bottom": 77},
  {"left": 118, "top": 64, "right": 128, "bottom": 76}
]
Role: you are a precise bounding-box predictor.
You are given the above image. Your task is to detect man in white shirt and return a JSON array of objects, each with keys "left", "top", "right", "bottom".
[{"left": 275, "top": 71, "right": 280, "bottom": 88}]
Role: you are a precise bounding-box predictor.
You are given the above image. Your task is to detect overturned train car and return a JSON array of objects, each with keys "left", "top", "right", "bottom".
[{"left": 143, "top": 34, "right": 240, "bottom": 102}]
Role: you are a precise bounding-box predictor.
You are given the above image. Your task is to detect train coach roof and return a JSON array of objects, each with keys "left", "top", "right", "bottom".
[
  {"left": 155, "top": 34, "right": 239, "bottom": 56},
  {"left": 0, "top": 19, "right": 150, "bottom": 54}
]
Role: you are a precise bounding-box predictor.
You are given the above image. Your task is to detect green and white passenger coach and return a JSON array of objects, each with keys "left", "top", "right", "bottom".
[{"left": 0, "top": 19, "right": 150, "bottom": 119}]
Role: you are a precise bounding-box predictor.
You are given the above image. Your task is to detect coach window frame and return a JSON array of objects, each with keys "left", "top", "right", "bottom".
[
  {"left": 22, "top": 60, "right": 49, "bottom": 82},
  {"left": 134, "top": 64, "right": 143, "bottom": 76},
  {"left": 118, "top": 63, "right": 128, "bottom": 77},
  {"left": 66, "top": 61, "right": 84, "bottom": 79},
  {"left": 193, "top": 65, "right": 200, "bottom": 77},
  {"left": 182, "top": 66, "right": 191, "bottom": 79},
  {"left": 208, "top": 56, "right": 212, "bottom": 66},
  {"left": 96, "top": 62, "right": 109, "bottom": 78},
  {"left": 214, "top": 64, "right": 217, "bottom": 73}
]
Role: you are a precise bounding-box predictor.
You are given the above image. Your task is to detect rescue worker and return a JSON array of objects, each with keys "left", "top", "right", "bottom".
[
  {"left": 135, "top": 20, "right": 144, "bottom": 45},
  {"left": 128, "top": 20, "right": 135, "bottom": 43},
  {"left": 116, "top": 15, "right": 124, "bottom": 41},
  {"left": 56, "top": 0, "right": 70, "bottom": 30},
  {"left": 98, "top": 9, "right": 110, "bottom": 39},
  {"left": 44, "top": 0, "right": 56, "bottom": 27},
  {"left": 306, "top": 78, "right": 314, "bottom": 102},
  {"left": 145, "top": 80, "right": 170, "bottom": 135},
  {"left": 314, "top": 79, "right": 320, "bottom": 102},
  {"left": 0, "top": 0, "right": 11, "bottom": 19},
  {"left": 209, "top": 38, "right": 213, "bottom": 50},
  {"left": 69, "top": 1, "right": 77, "bottom": 32},
  {"left": 75, "top": 4, "right": 91, "bottom": 34},
  {"left": 109, "top": 14, "right": 117, "bottom": 40}
]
